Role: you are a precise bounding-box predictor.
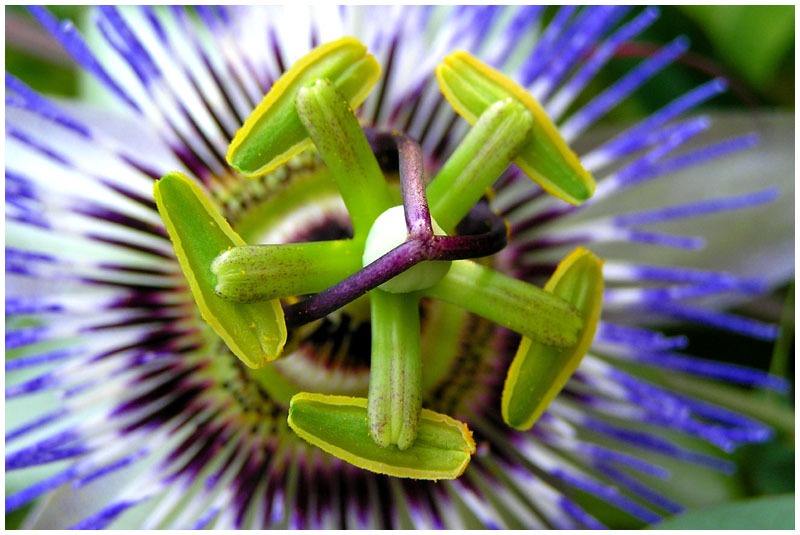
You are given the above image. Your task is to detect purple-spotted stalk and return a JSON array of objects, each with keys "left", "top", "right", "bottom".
[
  {"left": 294, "top": 78, "right": 395, "bottom": 241},
  {"left": 211, "top": 240, "right": 362, "bottom": 302},
  {"left": 368, "top": 290, "right": 422, "bottom": 449},
  {"left": 421, "top": 260, "right": 582, "bottom": 349},
  {"left": 426, "top": 98, "right": 533, "bottom": 232}
]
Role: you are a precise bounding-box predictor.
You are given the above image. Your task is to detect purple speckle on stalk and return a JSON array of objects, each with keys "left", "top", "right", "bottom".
[{"left": 393, "top": 133, "right": 433, "bottom": 239}]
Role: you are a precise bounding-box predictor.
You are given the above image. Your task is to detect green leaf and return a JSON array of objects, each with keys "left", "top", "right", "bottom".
[
  {"left": 227, "top": 37, "right": 382, "bottom": 178},
  {"left": 502, "top": 247, "right": 603, "bottom": 430},
  {"left": 650, "top": 494, "right": 794, "bottom": 530},
  {"left": 681, "top": 6, "right": 794, "bottom": 92},
  {"left": 154, "top": 172, "right": 286, "bottom": 368},
  {"left": 436, "top": 50, "right": 595, "bottom": 205},
  {"left": 288, "top": 393, "right": 475, "bottom": 479}
]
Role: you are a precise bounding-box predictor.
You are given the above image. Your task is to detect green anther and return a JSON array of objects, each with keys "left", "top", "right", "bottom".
[
  {"left": 367, "top": 290, "right": 422, "bottom": 450},
  {"left": 227, "top": 37, "right": 382, "bottom": 178},
  {"left": 211, "top": 240, "right": 362, "bottom": 302},
  {"left": 153, "top": 172, "right": 286, "bottom": 369},
  {"left": 288, "top": 393, "right": 476, "bottom": 479},
  {"left": 421, "top": 260, "right": 583, "bottom": 349},
  {"left": 502, "top": 247, "right": 604, "bottom": 430},
  {"left": 436, "top": 51, "right": 595, "bottom": 205},
  {"left": 295, "top": 78, "right": 395, "bottom": 239},
  {"left": 427, "top": 98, "right": 533, "bottom": 233}
]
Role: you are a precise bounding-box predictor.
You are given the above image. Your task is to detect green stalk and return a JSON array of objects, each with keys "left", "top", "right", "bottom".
[
  {"left": 367, "top": 289, "right": 422, "bottom": 450},
  {"left": 426, "top": 99, "right": 533, "bottom": 233},
  {"left": 421, "top": 260, "right": 582, "bottom": 349},
  {"left": 295, "top": 78, "right": 395, "bottom": 240},
  {"left": 211, "top": 240, "right": 363, "bottom": 302}
]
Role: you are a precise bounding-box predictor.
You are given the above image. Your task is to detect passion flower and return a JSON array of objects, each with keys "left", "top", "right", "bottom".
[{"left": 6, "top": 6, "right": 791, "bottom": 529}]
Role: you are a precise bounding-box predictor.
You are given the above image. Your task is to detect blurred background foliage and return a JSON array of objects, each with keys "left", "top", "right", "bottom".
[{"left": 5, "top": 5, "right": 794, "bottom": 530}]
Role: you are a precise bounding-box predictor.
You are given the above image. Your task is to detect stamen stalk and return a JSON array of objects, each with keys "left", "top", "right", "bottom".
[
  {"left": 427, "top": 98, "right": 533, "bottom": 232},
  {"left": 211, "top": 240, "right": 362, "bottom": 302},
  {"left": 368, "top": 290, "right": 422, "bottom": 449},
  {"left": 295, "top": 78, "right": 395, "bottom": 240},
  {"left": 421, "top": 260, "right": 583, "bottom": 348}
]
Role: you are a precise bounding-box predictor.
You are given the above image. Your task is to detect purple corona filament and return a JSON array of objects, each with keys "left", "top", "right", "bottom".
[{"left": 283, "top": 132, "right": 508, "bottom": 329}]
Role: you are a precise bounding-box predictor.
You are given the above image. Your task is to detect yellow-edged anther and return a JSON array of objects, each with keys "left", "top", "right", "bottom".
[
  {"left": 436, "top": 51, "right": 595, "bottom": 205},
  {"left": 501, "top": 247, "right": 604, "bottom": 430},
  {"left": 288, "top": 393, "right": 476, "bottom": 479},
  {"left": 227, "top": 37, "right": 382, "bottom": 178},
  {"left": 154, "top": 172, "right": 286, "bottom": 369}
]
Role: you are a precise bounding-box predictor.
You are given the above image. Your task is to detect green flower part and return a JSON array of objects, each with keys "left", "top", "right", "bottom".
[
  {"left": 154, "top": 172, "right": 286, "bottom": 368},
  {"left": 502, "top": 246, "right": 605, "bottom": 430},
  {"left": 7, "top": 7, "right": 791, "bottom": 530},
  {"left": 437, "top": 51, "right": 596, "bottom": 205},
  {"left": 288, "top": 393, "right": 476, "bottom": 480},
  {"left": 227, "top": 37, "right": 382, "bottom": 178},
  {"left": 194, "top": 38, "right": 600, "bottom": 473}
]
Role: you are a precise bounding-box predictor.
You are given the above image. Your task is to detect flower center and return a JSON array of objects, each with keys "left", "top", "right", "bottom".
[
  {"left": 362, "top": 205, "right": 451, "bottom": 293},
  {"left": 215, "top": 155, "right": 499, "bottom": 408}
]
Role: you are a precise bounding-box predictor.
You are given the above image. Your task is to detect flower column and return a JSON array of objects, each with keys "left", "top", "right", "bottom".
[{"left": 154, "top": 38, "right": 604, "bottom": 479}]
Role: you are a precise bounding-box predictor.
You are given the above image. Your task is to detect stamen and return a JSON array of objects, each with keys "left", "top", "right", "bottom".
[
  {"left": 287, "top": 393, "right": 475, "bottom": 479},
  {"left": 367, "top": 291, "right": 422, "bottom": 449},
  {"left": 295, "top": 78, "right": 394, "bottom": 240},
  {"left": 153, "top": 172, "right": 286, "bottom": 368},
  {"left": 426, "top": 99, "right": 533, "bottom": 232},
  {"left": 211, "top": 241, "right": 362, "bottom": 303},
  {"left": 502, "top": 247, "right": 603, "bottom": 430},
  {"left": 226, "top": 37, "right": 382, "bottom": 178},
  {"left": 422, "top": 260, "right": 583, "bottom": 349},
  {"left": 436, "top": 50, "right": 595, "bottom": 205}
]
